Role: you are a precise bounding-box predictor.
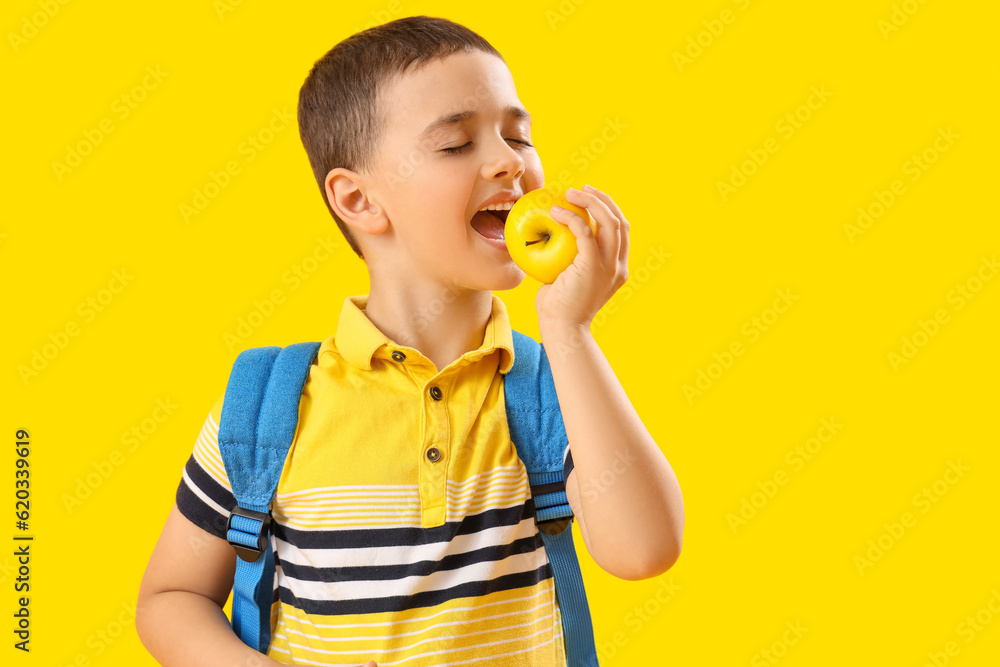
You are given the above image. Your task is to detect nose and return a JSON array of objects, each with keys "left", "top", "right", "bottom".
[{"left": 484, "top": 138, "right": 526, "bottom": 181}]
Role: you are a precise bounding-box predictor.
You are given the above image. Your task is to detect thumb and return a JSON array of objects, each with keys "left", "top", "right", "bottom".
[{"left": 365, "top": 662, "right": 378, "bottom": 667}]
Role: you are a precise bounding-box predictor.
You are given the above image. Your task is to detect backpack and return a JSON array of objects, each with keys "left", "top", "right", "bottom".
[{"left": 217, "top": 331, "right": 598, "bottom": 667}]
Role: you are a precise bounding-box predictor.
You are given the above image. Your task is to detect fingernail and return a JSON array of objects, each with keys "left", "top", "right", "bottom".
[{"left": 583, "top": 184, "right": 594, "bottom": 191}]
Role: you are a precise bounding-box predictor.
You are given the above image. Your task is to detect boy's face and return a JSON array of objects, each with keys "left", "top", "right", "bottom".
[{"left": 357, "top": 50, "right": 543, "bottom": 291}]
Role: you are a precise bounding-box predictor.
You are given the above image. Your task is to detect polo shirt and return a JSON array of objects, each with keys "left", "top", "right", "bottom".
[{"left": 175, "top": 293, "right": 576, "bottom": 666}]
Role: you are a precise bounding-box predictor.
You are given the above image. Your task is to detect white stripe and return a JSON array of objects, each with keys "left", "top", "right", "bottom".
[
  {"left": 447, "top": 490, "right": 528, "bottom": 509},
  {"left": 271, "top": 474, "right": 527, "bottom": 515},
  {"left": 277, "top": 484, "right": 526, "bottom": 515},
  {"left": 193, "top": 446, "right": 229, "bottom": 490},
  {"left": 277, "top": 544, "right": 547, "bottom": 602},
  {"left": 277, "top": 510, "right": 423, "bottom": 522},
  {"left": 280, "top": 585, "right": 553, "bottom": 630},
  {"left": 283, "top": 494, "right": 422, "bottom": 507},
  {"left": 277, "top": 498, "right": 531, "bottom": 530},
  {"left": 192, "top": 416, "right": 231, "bottom": 490},
  {"left": 283, "top": 609, "right": 555, "bottom": 647},
  {"left": 278, "top": 509, "right": 422, "bottom": 521},
  {"left": 278, "top": 489, "right": 526, "bottom": 520},
  {"left": 207, "top": 410, "right": 220, "bottom": 435},
  {"left": 278, "top": 484, "right": 420, "bottom": 500},
  {"left": 447, "top": 483, "right": 528, "bottom": 502},
  {"left": 271, "top": 623, "right": 556, "bottom": 664},
  {"left": 279, "top": 508, "right": 421, "bottom": 520},
  {"left": 446, "top": 465, "right": 525, "bottom": 489},
  {"left": 271, "top": 635, "right": 559, "bottom": 666},
  {"left": 181, "top": 468, "right": 230, "bottom": 519},
  {"left": 278, "top": 511, "right": 423, "bottom": 523},
  {"left": 447, "top": 494, "right": 529, "bottom": 512},
  {"left": 279, "top": 465, "right": 528, "bottom": 499},
  {"left": 280, "top": 518, "right": 423, "bottom": 530},
  {"left": 276, "top": 516, "right": 539, "bottom": 569},
  {"left": 427, "top": 634, "right": 560, "bottom": 667},
  {"left": 276, "top": 495, "right": 530, "bottom": 530}
]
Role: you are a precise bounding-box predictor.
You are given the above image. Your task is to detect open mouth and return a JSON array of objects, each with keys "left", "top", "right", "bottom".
[{"left": 471, "top": 208, "right": 509, "bottom": 241}]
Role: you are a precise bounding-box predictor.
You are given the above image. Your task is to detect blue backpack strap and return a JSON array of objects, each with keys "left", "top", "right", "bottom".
[
  {"left": 505, "top": 330, "right": 598, "bottom": 667},
  {"left": 217, "top": 341, "right": 321, "bottom": 654}
]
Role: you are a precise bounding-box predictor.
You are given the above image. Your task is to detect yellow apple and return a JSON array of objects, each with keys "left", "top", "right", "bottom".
[{"left": 504, "top": 187, "right": 598, "bottom": 284}]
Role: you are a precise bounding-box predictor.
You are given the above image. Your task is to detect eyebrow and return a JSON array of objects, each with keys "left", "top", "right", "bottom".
[{"left": 419, "top": 106, "right": 532, "bottom": 138}]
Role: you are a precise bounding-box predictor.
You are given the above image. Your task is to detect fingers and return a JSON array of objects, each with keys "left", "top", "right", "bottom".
[
  {"left": 579, "top": 185, "right": 627, "bottom": 229},
  {"left": 563, "top": 186, "right": 625, "bottom": 267},
  {"left": 550, "top": 205, "right": 599, "bottom": 267},
  {"left": 576, "top": 185, "right": 629, "bottom": 268}
]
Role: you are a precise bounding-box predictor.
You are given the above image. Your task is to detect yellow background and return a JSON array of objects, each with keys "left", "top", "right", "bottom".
[{"left": 3, "top": 0, "right": 998, "bottom": 664}]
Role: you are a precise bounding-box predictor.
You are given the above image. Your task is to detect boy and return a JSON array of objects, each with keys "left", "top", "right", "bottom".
[{"left": 137, "top": 15, "right": 683, "bottom": 667}]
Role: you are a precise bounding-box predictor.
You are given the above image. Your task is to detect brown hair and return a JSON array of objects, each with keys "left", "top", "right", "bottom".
[{"left": 297, "top": 15, "right": 505, "bottom": 261}]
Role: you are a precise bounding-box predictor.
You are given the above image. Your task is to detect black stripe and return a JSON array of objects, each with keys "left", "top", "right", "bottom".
[
  {"left": 564, "top": 450, "right": 575, "bottom": 480},
  {"left": 182, "top": 453, "right": 237, "bottom": 512},
  {"left": 176, "top": 478, "right": 231, "bottom": 539},
  {"left": 175, "top": 454, "right": 238, "bottom": 540},
  {"left": 279, "top": 533, "right": 544, "bottom": 583},
  {"left": 273, "top": 499, "right": 536, "bottom": 550},
  {"left": 278, "top": 562, "right": 554, "bottom": 615}
]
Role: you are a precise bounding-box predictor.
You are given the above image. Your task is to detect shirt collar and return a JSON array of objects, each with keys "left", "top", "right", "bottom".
[{"left": 327, "top": 294, "right": 515, "bottom": 374}]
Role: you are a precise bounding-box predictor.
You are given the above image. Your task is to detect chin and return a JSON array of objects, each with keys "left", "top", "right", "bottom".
[
  {"left": 464, "top": 268, "right": 524, "bottom": 293},
  {"left": 494, "top": 266, "right": 527, "bottom": 291}
]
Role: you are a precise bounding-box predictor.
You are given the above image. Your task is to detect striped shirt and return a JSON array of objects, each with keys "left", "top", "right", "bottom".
[{"left": 176, "top": 293, "right": 575, "bottom": 666}]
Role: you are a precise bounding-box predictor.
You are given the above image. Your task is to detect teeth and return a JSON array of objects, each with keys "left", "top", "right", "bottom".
[{"left": 478, "top": 201, "right": 515, "bottom": 212}]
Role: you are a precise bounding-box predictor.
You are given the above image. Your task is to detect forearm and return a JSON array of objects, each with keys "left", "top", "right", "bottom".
[
  {"left": 540, "top": 321, "right": 684, "bottom": 578},
  {"left": 137, "top": 590, "right": 284, "bottom": 667}
]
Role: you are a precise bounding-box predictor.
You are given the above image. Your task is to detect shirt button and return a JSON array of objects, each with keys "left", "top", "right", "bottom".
[
  {"left": 391, "top": 351, "right": 406, "bottom": 362},
  {"left": 429, "top": 386, "right": 443, "bottom": 401},
  {"left": 425, "top": 447, "right": 441, "bottom": 463}
]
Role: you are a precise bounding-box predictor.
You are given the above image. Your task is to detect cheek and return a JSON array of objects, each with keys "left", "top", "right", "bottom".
[
  {"left": 523, "top": 155, "right": 545, "bottom": 186},
  {"left": 409, "top": 157, "right": 464, "bottom": 194}
]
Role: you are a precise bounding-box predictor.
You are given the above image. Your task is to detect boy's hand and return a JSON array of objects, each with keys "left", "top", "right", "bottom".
[{"left": 534, "top": 185, "right": 630, "bottom": 332}]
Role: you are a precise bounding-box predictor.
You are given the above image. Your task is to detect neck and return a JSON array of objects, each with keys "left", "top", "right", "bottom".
[{"left": 362, "top": 278, "right": 494, "bottom": 373}]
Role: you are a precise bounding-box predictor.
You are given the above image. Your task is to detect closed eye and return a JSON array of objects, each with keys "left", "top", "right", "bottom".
[{"left": 442, "top": 139, "right": 534, "bottom": 155}]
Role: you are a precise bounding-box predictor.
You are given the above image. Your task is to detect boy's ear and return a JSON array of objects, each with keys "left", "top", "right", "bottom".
[{"left": 325, "top": 167, "right": 388, "bottom": 235}]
